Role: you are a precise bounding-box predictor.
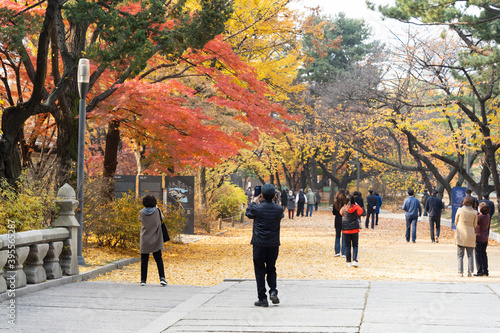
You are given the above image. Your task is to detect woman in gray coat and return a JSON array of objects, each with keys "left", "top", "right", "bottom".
[{"left": 139, "top": 195, "right": 167, "bottom": 286}]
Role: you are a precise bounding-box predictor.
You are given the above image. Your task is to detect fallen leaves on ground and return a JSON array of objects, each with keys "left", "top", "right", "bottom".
[{"left": 90, "top": 211, "right": 500, "bottom": 285}]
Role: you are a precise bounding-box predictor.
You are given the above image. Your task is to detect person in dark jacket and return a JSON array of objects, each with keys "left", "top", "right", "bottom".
[
  {"left": 353, "top": 191, "right": 364, "bottom": 229},
  {"left": 245, "top": 183, "right": 284, "bottom": 307},
  {"left": 314, "top": 190, "right": 321, "bottom": 211},
  {"left": 475, "top": 202, "right": 491, "bottom": 276},
  {"left": 421, "top": 190, "right": 429, "bottom": 217},
  {"left": 365, "top": 190, "right": 378, "bottom": 229},
  {"left": 340, "top": 194, "right": 364, "bottom": 267},
  {"left": 332, "top": 189, "right": 347, "bottom": 257},
  {"left": 281, "top": 188, "right": 288, "bottom": 211},
  {"left": 425, "top": 190, "right": 445, "bottom": 243},
  {"left": 478, "top": 193, "right": 495, "bottom": 224},
  {"left": 296, "top": 189, "right": 306, "bottom": 217},
  {"left": 464, "top": 188, "right": 478, "bottom": 209}
]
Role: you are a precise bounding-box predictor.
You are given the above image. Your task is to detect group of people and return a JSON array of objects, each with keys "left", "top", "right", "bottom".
[
  {"left": 402, "top": 188, "right": 493, "bottom": 277},
  {"left": 246, "top": 186, "right": 321, "bottom": 219},
  {"left": 331, "top": 188, "right": 383, "bottom": 268},
  {"left": 138, "top": 183, "right": 494, "bottom": 308}
]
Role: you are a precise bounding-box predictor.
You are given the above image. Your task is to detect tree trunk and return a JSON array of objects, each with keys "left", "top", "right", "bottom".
[{"left": 103, "top": 120, "right": 120, "bottom": 178}]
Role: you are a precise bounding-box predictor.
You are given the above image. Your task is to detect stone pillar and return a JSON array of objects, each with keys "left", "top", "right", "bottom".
[
  {"left": 3, "top": 246, "right": 30, "bottom": 289},
  {"left": 43, "top": 241, "right": 64, "bottom": 280},
  {"left": 24, "top": 243, "right": 49, "bottom": 284},
  {"left": 51, "top": 183, "right": 80, "bottom": 275}
]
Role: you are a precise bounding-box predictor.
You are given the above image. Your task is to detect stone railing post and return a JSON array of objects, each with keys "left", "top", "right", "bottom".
[
  {"left": 4, "top": 246, "right": 30, "bottom": 289},
  {"left": 24, "top": 244, "right": 49, "bottom": 284},
  {"left": 43, "top": 241, "right": 64, "bottom": 280},
  {"left": 51, "top": 183, "right": 80, "bottom": 275}
]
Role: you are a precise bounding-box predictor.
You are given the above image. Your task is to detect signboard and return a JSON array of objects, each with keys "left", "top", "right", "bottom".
[
  {"left": 165, "top": 176, "right": 195, "bottom": 234},
  {"left": 451, "top": 187, "right": 466, "bottom": 230},
  {"left": 139, "top": 175, "right": 163, "bottom": 201},
  {"left": 114, "top": 175, "right": 136, "bottom": 198}
]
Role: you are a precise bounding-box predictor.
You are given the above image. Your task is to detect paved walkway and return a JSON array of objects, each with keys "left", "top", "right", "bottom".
[{"left": 2, "top": 279, "right": 500, "bottom": 332}]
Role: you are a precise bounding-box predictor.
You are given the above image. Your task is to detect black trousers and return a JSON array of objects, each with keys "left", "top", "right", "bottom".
[
  {"left": 141, "top": 250, "right": 165, "bottom": 282},
  {"left": 253, "top": 245, "right": 279, "bottom": 300},
  {"left": 475, "top": 241, "right": 488, "bottom": 275},
  {"left": 429, "top": 216, "right": 441, "bottom": 242},
  {"left": 297, "top": 202, "right": 305, "bottom": 216},
  {"left": 365, "top": 209, "right": 376, "bottom": 229}
]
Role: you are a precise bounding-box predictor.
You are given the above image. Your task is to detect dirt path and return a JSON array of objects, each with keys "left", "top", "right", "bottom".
[{"left": 93, "top": 210, "right": 500, "bottom": 285}]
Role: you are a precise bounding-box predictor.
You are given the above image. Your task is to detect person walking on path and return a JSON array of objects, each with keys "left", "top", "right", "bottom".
[
  {"left": 286, "top": 190, "right": 296, "bottom": 219},
  {"left": 332, "top": 189, "right": 347, "bottom": 258},
  {"left": 425, "top": 190, "right": 445, "bottom": 243},
  {"left": 281, "top": 188, "right": 288, "bottom": 211},
  {"left": 375, "top": 192, "right": 382, "bottom": 226},
  {"left": 315, "top": 190, "right": 321, "bottom": 212},
  {"left": 455, "top": 195, "right": 478, "bottom": 277},
  {"left": 402, "top": 189, "right": 422, "bottom": 243},
  {"left": 245, "top": 183, "right": 284, "bottom": 307},
  {"left": 475, "top": 202, "right": 491, "bottom": 276},
  {"left": 365, "top": 190, "right": 378, "bottom": 229},
  {"left": 139, "top": 195, "right": 168, "bottom": 287},
  {"left": 296, "top": 189, "right": 307, "bottom": 217},
  {"left": 245, "top": 187, "right": 253, "bottom": 206},
  {"left": 421, "top": 190, "right": 429, "bottom": 217},
  {"left": 274, "top": 188, "right": 281, "bottom": 205},
  {"left": 353, "top": 191, "right": 364, "bottom": 228},
  {"left": 306, "top": 189, "right": 316, "bottom": 217},
  {"left": 340, "top": 194, "right": 363, "bottom": 267}
]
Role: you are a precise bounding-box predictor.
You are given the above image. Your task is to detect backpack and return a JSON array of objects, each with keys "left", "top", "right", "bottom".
[{"left": 298, "top": 192, "right": 305, "bottom": 203}]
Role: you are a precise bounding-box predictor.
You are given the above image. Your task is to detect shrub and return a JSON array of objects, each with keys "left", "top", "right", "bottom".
[
  {"left": 209, "top": 182, "right": 247, "bottom": 218},
  {"left": 0, "top": 173, "right": 57, "bottom": 233},
  {"left": 83, "top": 178, "right": 186, "bottom": 249},
  {"left": 161, "top": 204, "right": 186, "bottom": 241}
]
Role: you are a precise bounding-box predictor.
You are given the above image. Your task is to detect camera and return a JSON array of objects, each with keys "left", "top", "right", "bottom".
[{"left": 254, "top": 186, "right": 262, "bottom": 197}]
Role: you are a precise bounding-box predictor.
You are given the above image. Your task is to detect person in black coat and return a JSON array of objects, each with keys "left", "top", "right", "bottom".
[
  {"left": 332, "top": 189, "right": 347, "bottom": 257},
  {"left": 365, "top": 190, "right": 378, "bottom": 229},
  {"left": 425, "top": 190, "right": 445, "bottom": 243},
  {"left": 245, "top": 183, "right": 284, "bottom": 307}
]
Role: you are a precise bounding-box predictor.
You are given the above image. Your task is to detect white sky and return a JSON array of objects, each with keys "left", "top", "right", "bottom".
[{"left": 290, "top": 0, "right": 410, "bottom": 43}]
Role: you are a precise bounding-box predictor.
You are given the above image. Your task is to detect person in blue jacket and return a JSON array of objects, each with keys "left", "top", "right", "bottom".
[
  {"left": 402, "top": 189, "right": 422, "bottom": 243},
  {"left": 375, "top": 192, "right": 382, "bottom": 226}
]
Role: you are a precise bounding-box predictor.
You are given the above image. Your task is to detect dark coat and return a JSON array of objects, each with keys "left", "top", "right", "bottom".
[
  {"left": 425, "top": 195, "right": 444, "bottom": 217},
  {"left": 332, "top": 206, "right": 342, "bottom": 229},
  {"left": 366, "top": 194, "right": 378, "bottom": 212},
  {"left": 354, "top": 196, "right": 364, "bottom": 209},
  {"left": 246, "top": 200, "right": 284, "bottom": 247},
  {"left": 478, "top": 199, "right": 495, "bottom": 220},
  {"left": 476, "top": 213, "right": 490, "bottom": 243}
]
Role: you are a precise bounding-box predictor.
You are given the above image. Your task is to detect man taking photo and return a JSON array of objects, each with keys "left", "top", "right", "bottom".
[{"left": 245, "top": 183, "right": 284, "bottom": 307}]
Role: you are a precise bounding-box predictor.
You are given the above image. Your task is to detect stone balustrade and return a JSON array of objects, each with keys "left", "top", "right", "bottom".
[{"left": 0, "top": 183, "right": 80, "bottom": 294}]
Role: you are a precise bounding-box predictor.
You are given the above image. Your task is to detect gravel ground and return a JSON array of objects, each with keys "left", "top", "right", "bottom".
[{"left": 93, "top": 210, "right": 500, "bottom": 285}]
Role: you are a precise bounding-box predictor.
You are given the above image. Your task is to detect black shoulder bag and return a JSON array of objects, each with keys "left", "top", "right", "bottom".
[{"left": 158, "top": 208, "right": 170, "bottom": 242}]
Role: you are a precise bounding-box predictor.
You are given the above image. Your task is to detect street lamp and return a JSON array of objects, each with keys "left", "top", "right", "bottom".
[
  {"left": 347, "top": 151, "right": 360, "bottom": 192},
  {"left": 77, "top": 58, "right": 90, "bottom": 266}
]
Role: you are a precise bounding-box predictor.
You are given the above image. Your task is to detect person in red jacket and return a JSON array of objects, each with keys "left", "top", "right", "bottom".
[
  {"left": 340, "top": 194, "right": 364, "bottom": 267},
  {"left": 475, "top": 202, "right": 491, "bottom": 276}
]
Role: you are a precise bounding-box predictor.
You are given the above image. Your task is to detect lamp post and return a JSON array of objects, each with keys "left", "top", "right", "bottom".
[
  {"left": 77, "top": 58, "right": 90, "bottom": 266},
  {"left": 348, "top": 151, "right": 360, "bottom": 192},
  {"left": 356, "top": 151, "right": 360, "bottom": 193}
]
